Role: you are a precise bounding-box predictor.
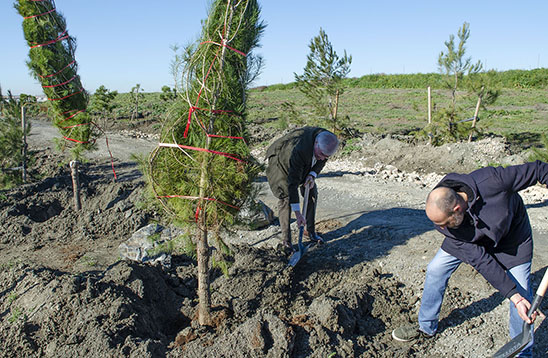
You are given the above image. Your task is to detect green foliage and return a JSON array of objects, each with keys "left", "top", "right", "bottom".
[
  {"left": 438, "top": 22, "right": 483, "bottom": 101},
  {"left": 0, "top": 88, "right": 32, "bottom": 189},
  {"left": 8, "top": 306, "right": 26, "bottom": 324},
  {"left": 422, "top": 22, "right": 496, "bottom": 145},
  {"left": 340, "top": 138, "right": 362, "bottom": 156},
  {"left": 180, "top": 233, "right": 197, "bottom": 259},
  {"left": 148, "top": 0, "right": 264, "bottom": 229},
  {"left": 78, "top": 255, "right": 97, "bottom": 267},
  {"left": 294, "top": 28, "right": 352, "bottom": 133},
  {"left": 7, "top": 292, "right": 17, "bottom": 305},
  {"left": 260, "top": 68, "right": 548, "bottom": 91},
  {"left": 414, "top": 107, "right": 474, "bottom": 145},
  {"left": 146, "top": 4, "right": 264, "bottom": 322},
  {"left": 160, "top": 85, "right": 177, "bottom": 102},
  {"left": 211, "top": 234, "right": 233, "bottom": 277},
  {"left": 130, "top": 83, "right": 144, "bottom": 123},
  {"left": 15, "top": 0, "right": 95, "bottom": 159},
  {"left": 528, "top": 134, "right": 548, "bottom": 162},
  {"left": 280, "top": 100, "right": 304, "bottom": 127},
  {"left": 89, "top": 85, "right": 118, "bottom": 130},
  {"left": 211, "top": 254, "right": 231, "bottom": 277}
]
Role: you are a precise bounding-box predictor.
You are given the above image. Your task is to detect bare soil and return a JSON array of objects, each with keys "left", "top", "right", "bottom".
[{"left": 0, "top": 121, "right": 547, "bottom": 358}]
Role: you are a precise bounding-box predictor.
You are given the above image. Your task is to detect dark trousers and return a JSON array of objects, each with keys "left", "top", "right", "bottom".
[{"left": 278, "top": 185, "right": 317, "bottom": 245}]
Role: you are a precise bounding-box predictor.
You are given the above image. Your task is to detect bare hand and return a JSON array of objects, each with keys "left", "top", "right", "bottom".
[
  {"left": 304, "top": 175, "right": 315, "bottom": 189},
  {"left": 512, "top": 294, "right": 538, "bottom": 324},
  {"left": 295, "top": 211, "right": 306, "bottom": 227}
]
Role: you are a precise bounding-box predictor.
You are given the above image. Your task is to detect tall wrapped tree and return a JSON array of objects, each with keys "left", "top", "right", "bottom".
[
  {"left": 15, "top": 0, "right": 95, "bottom": 159},
  {"left": 147, "top": 0, "right": 264, "bottom": 326}
]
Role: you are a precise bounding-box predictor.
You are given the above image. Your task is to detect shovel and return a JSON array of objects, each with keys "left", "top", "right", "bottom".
[
  {"left": 288, "top": 185, "right": 310, "bottom": 267},
  {"left": 492, "top": 269, "right": 548, "bottom": 358}
]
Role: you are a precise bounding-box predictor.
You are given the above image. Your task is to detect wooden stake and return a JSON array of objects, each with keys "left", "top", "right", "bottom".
[
  {"left": 333, "top": 89, "right": 340, "bottom": 133},
  {"left": 468, "top": 86, "right": 484, "bottom": 143},
  {"left": 70, "top": 160, "right": 81, "bottom": 211},
  {"left": 427, "top": 86, "right": 432, "bottom": 125},
  {"left": 427, "top": 87, "right": 432, "bottom": 145},
  {"left": 21, "top": 105, "right": 27, "bottom": 183}
]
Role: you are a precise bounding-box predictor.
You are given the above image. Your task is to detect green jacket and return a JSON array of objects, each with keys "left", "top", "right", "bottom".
[{"left": 265, "top": 127, "right": 328, "bottom": 204}]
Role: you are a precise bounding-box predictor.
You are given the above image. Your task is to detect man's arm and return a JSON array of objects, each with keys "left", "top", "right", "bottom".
[
  {"left": 493, "top": 160, "right": 548, "bottom": 192},
  {"left": 287, "top": 149, "right": 307, "bottom": 206},
  {"left": 441, "top": 238, "right": 518, "bottom": 298}
]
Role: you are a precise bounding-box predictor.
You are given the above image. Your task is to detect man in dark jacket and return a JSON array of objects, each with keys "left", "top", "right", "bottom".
[
  {"left": 392, "top": 161, "right": 547, "bottom": 357},
  {"left": 265, "top": 127, "right": 339, "bottom": 251}
]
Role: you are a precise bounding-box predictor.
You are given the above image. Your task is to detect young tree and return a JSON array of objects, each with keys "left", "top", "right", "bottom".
[
  {"left": 438, "top": 22, "right": 482, "bottom": 107},
  {"left": 0, "top": 87, "right": 32, "bottom": 188},
  {"left": 15, "top": 0, "right": 95, "bottom": 159},
  {"left": 147, "top": 0, "right": 264, "bottom": 326},
  {"left": 160, "top": 85, "right": 177, "bottom": 102},
  {"left": 463, "top": 69, "right": 500, "bottom": 142},
  {"left": 130, "top": 83, "right": 143, "bottom": 124},
  {"left": 294, "top": 28, "right": 352, "bottom": 133},
  {"left": 90, "top": 85, "right": 118, "bottom": 130},
  {"left": 432, "top": 22, "right": 484, "bottom": 143}
]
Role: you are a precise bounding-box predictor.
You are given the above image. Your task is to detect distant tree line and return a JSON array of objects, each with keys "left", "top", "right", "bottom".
[{"left": 264, "top": 68, "right": 548, "bottom": 91}]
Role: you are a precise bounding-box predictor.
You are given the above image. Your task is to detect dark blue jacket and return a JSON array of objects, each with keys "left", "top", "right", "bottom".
[{"left": 435, "top": 161, "right": 548, "bottom": 298}]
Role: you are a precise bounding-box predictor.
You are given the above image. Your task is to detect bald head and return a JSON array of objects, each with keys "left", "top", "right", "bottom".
[
  {"left": 427, "top": 187, "right": 458, "bottom": 214},
  {"left": 314, "top": 131, "right": 339, "bottom": 161},
  {"left": 426, "top": 187, "right": 465, "bottom": 229},
  {"left": 316, "top": 131, "right": 339, "bottom": 156}
]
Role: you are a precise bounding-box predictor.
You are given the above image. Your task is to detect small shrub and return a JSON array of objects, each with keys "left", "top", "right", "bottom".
[
  {"left": 341, "top": 138, "right": 361, "bottom": 156},
  {"left": 8, "top": 307, "right": 26, "bottom": 324}
]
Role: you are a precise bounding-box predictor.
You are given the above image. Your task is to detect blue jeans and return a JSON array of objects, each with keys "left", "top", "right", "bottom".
[{"left": 418, "top": 248, "right": 533, "bottom": 357}]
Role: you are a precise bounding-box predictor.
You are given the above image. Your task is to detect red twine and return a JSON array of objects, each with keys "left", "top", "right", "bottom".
[
  {"left": 30, "top": 29, "right": 68, "bottom": 49},
  {"left": 42, "top": 74, "right": 76, "bottom": 88},
  {"left": 158, "top": 36, "right": 250, "bottom": 212},
  {"left": 47, "top": 88, "right": 83, "bottom": 101},
  {"left": 38, "top": 60, "right": 75, "bottom": 79},
  {"left": 24, "top": 7, "right": 56, "bottom": 19}
]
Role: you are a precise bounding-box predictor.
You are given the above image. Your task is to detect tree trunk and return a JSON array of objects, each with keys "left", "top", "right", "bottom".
[
  {"left": 194, "top": 2, "right": 235, "bottom": 326},
  {"left": 196, "top": 201, "right": 211, "bottom": 326},
  {"left": 70, "top": 160, "right": 81, "bottom": 211}
]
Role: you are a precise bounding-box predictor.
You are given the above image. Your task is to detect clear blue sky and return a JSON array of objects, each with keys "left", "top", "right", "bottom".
[{"left": 1, "top": 0, "right": 547, "bottom": 96}]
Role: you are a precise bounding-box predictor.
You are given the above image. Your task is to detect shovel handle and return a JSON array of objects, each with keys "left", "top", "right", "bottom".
[
  {"left": 535, "top": 269, "right": 548, "bottom": 297},
  {"left": 301, "top": 185, "right": 310, "bottom": 222},
  {"left": 527, "top": 269, "right": 548, "bottom": 317}
]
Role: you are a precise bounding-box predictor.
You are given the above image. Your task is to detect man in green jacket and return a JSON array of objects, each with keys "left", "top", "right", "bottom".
[{"left": 265, "top": 127, "right": 339, "bottom": 252}]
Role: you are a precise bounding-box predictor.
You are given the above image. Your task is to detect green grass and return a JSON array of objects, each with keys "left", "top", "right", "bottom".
[
  {"left": 79, "top": 69, "right": 548, "bottom": 149},
  {"left": 247, "top": 87, "right": 548, "bottom": 143}
]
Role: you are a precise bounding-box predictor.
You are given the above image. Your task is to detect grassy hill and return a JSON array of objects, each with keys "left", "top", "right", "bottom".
[{"left": 89, "top": 69, "right": 548, "bottom": 148}]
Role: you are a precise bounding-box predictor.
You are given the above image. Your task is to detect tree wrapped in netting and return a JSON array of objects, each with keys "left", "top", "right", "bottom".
[
  {"left": 147, "top": 0, "right": 264, "bottom": 325},
  {"left": 15, "top": 0, "right": 95, "bottom": 158}
]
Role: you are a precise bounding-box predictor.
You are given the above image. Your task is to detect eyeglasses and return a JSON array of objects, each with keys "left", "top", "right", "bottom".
[{"left": 318, "top": 149, "right": 330, "bottom": 159}]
